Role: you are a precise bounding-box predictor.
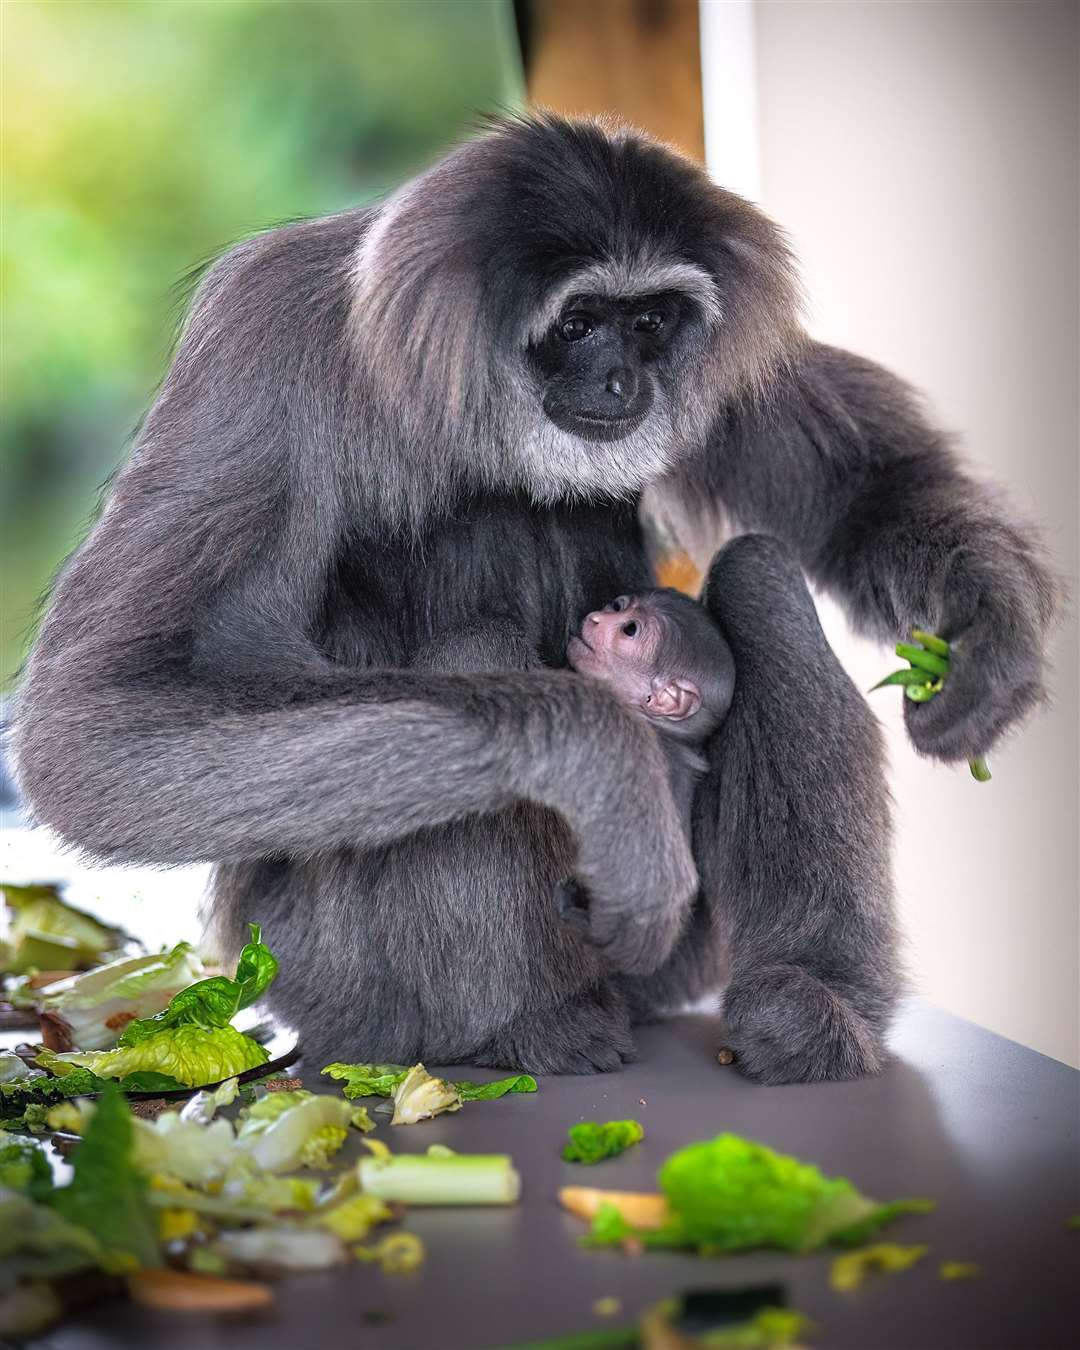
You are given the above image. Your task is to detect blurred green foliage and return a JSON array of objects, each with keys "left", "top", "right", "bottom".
[{"left": 1, "top": 0, "right": 523, "bottom": 686}]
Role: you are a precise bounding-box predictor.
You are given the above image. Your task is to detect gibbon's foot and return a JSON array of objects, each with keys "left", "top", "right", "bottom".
[
  {"left": 472, "top": 985, "right": 636, "bottom": 1075},
  {"left": 722, "top": 963, "right": 884, "bottom": 1085}
]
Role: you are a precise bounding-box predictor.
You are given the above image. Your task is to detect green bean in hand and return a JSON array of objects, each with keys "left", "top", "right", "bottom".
[{"left": 870, "top": 632, "right": 991, "bottom": 783}]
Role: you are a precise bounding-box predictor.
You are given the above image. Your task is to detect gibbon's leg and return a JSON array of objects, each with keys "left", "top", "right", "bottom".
[{"left": 695, "top": 534, "right": 900, "bottom": 1084}]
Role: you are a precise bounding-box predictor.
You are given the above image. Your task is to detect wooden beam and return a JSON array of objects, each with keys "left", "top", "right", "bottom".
[{"left": 525, "top": 0, "right": 705, "bottom": 162}]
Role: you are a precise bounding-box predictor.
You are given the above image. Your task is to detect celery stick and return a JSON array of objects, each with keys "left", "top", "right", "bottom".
[{"left": 357, "top": 1154, "right": 520, "bottom": 1205}]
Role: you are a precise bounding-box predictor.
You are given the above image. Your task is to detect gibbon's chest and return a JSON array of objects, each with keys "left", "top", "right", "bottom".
[{"left": 325, "top": 493, "right": 654, "bottom": 669}]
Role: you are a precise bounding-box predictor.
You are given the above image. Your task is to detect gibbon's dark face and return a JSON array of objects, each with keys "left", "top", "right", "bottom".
[{"left": 530, "top": 292, "right": 687, "bottom": 443}]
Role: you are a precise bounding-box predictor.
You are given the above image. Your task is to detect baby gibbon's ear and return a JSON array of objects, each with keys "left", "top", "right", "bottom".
[{"left": 645, "top": 675, "right": 702, "bottom": 723}]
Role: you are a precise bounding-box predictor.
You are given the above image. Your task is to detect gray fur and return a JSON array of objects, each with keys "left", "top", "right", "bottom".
[{"left": 10, "top": 114, "right": 1057, "bottom": 1080}]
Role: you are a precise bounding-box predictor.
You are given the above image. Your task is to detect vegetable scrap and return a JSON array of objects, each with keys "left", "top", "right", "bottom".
[
  {"left": 938, "top": 1261, "right": 981, "bottom": 1281},
  {"left": 1, "top": 883, "right": 132, "bottom": 976},
  {"left": 562, "top": 1120, "right": 644, "bottom": 1165},
  {"left": 829, "top": 1243, "right": 927, "bottom": 1292},
  {"left": 322, "top": 1059, "right": 536, "bottom": 1122}
]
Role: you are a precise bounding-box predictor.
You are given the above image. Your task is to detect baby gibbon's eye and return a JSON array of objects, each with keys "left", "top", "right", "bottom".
[{"left": 621, "top": 621, "right": 639, "bottom": 637}]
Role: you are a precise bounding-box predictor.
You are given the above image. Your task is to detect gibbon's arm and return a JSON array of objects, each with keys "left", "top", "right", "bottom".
[{"left": 683, "top": 341, "right": 1058, "bottom": 763}]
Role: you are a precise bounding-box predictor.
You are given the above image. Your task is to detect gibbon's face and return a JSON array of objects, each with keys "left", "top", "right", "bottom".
[{"left": 530, "top": 292, "right": 687, "bottom": 443}]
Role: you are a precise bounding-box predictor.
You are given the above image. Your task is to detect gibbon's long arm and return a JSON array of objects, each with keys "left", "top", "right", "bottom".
[{"left": 684, "top": 341, "right": 1059, "bottom": 763}]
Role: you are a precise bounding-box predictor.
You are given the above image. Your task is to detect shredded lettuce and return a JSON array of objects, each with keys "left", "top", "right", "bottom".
[
  {"left": 455, "top": 1075, "right": 538, "bottom": 1101},
  {"left": 830, "top": 1243, "right": 928, "bottom": 1291},
  {"left": 0, "top": 1051, "right": 34, "bottom": 1083},
  {"left": 35, "top": 944, "right": 206, "bottom": 1050},
  {"left": 41, "top": 1024, "right": 268, "bottom": 1089},
  {"left": 236, "top": 1092, "right": 371, "bottom": 1172},
  {"left": 390, "top": 1064, "right": 461, "bottom": 1124},
  {"left": 585, "top": 1133, "right": 934, "bottom": 1255},
  {"left": 1, "top": 883, "right": 130, "bottom": 974},
  {"left": 562, "top": 1120, "right": 644, "bottom": 1165},
  {"left": 323, "top": 1060, "right": 536, "bottom": 1103},
  {"left": 0, "top": 1131, "right": 54, "bottom": 1199},
  {"left": 47, "top": 1085, "right": 160, "bottom": 1273},
  {"left": 118, "top": 924, "right": 278, "bottom": 1046}
]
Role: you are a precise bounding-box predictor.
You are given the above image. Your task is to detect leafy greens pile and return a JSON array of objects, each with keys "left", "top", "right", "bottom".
[{"left": 1, "top": 925, "right": 279, "bottom": 1124}]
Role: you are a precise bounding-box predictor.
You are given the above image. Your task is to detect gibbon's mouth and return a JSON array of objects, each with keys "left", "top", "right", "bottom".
[
  {"left": 566, "top": 633, "right": 594, "bottom": 668},
  {"left": 558, "top": 407, "right": 648, "bottom": 443}
]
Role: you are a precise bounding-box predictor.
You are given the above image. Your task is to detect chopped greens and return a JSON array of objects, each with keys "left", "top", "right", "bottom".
[
  {"left": 0, "top": 1131, "right": 54, "bottom": 1199},
  {"left": 40, "top": 1023, "right": 268, "bottom": 1088},
  {"left": 322, "top": 1059, "right": 536, "bottom": 1108},
  {"left": 118, "top": 923, "right": 277, "bottom": 1046},
  {"left": 830, "top": 1243, "right": 927, "bottom": 1291},
  {"left": 390, "top": 1064, "right": 462, "bottom": 1124},
  {"left": 939, "top": 1261, "right": 982, "bottom": 1281},
  {"left": 562, "top": 1120, "right": 644, "bottom": 1165},
  {"left": 1, "top": 882, "right": 130, "bottom": 974},
  {"left": 582, "top": 1134, "right": 933, "bottom": 1255},
  {"left": 48, "top": 1085, "right": 160, "bottom": 1274},
  {"left": 33, "top": 943, "right": 206, "bottom": 1050}
]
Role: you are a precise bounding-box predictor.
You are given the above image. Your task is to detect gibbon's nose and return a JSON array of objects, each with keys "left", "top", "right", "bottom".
[
  {"left": 604, "top": 366, "right": 636, "bottom": 405},
  {"left": 586, "top": 603, "right": 641, "bottom": 646}
]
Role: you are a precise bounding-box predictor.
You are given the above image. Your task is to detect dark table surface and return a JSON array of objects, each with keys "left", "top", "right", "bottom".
[{"left": 32, "top": 1000, "right": 1079, "bottom": 1350}]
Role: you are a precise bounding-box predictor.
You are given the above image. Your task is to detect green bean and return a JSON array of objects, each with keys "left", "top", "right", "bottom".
[
  {"left": 969, "top": 757, "right": 992, "bottom": 782},
  {"left": 869, "top": 668, "right": 935, "bottom": 691},
  {"left": 911, "top": 629, "right": 951, "bottom": 658},
  {"left": 895, "top": 642, "right": 950, "bottom": 677},
  {"left": 904, "top": 682, "right": 938, "bottom": 703}
]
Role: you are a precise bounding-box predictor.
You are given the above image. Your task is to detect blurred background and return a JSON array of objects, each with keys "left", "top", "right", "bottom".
[{"left": 2, "top": 1, "right": 1077, "bottom": 1065}]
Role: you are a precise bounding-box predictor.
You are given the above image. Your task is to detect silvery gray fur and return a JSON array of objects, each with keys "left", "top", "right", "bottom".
[{"left": 12, "top": 115, "right": 1057, "bottom": 1082}]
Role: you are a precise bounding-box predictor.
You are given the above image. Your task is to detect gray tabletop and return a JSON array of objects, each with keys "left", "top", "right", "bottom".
[{"left": 34, "top": 1000, "right": 1079, "bottom": 1350}]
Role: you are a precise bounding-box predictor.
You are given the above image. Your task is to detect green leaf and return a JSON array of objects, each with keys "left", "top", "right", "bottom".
[
  {"left": 323, "top": 1062, "right": 537, "bottom": 1103},
  {"left": 455, "top": 1074, "right": 537, "bottom": 1101},
  {"left": 118, "top": 923, "right": 278, "bottom": 1045},
  {"left": 0, "top": 882, "right": 128, "bottom": 974},
  {"left": 0, "top": 1131, "right": 54, "bottom": 1198},
  {"left": 562, "top": 1120, "right": 644, "bottom": 1165},
  {"left": 321, "top": 1062, "right": 410, "bottom": 1098},
  {"left": 42, "top": 1024, "right": 268, "bottom": 1088},
  {"left": 644, "top": 1134, "right": 933, "bottom": 1255},
  {"left": 47, "top": 1084, "right": 160, "bottom": 1272}
]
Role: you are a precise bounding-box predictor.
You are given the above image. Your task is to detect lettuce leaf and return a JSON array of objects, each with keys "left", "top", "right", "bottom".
[
  {"left": 41, "top": 1024, "right": 268, "bottom": 1089},
  {"left": 236, "top": 1091, "right": 371, "bottom": 1171},
  {"left": 585, "top": 1133, "right": 934, "bottom": 1255},
  {"left": 0, "top": 1130, "right": 54, "bottom": 1198},
  {"left": 562, "top": 1120, "right": 644, "bottom": 1165},
  {"left": 1, "top": 882, "right": 129, "bottom": 974},
  {"left": 118, "top": 923, "right": 278, "bottom": 1046},
  {"left": 47, "top": 1085, "right": 160, "bottom": 1272},
  {"left": 456, "top": 1075, "right": 538, "bottom": 1101},
  {"left": 323, "top": 1061, "right": 537, "bottom": 1102},
  {"left": 35, "top": 943, "right": 205, "bottom": 1050},
  {"left": 0, "top": 1188, "right": 105, "bottom": 1282}
]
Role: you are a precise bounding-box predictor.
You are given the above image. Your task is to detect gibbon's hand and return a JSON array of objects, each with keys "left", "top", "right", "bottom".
[{"left": 900, "top": 600, "right": 1050, "bottom": 765}]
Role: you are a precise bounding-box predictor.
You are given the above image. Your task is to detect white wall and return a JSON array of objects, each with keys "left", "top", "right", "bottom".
[{"left": 701, "top": 0, "right": 1079, "bottom": 1065}]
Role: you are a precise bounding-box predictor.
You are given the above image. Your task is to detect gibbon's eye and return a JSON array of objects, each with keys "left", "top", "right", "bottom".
[
  {"left": 621, "top": 620, "right": 639, "bottom": 637},
  {"left": 610, "top": 596, "right": 629, "bottom": 612},
  {"left": 559, "top": 314, "right": 594, "bottom": 342},
  {"left": 635, "top": 311, "right": 664, "bottom": 335}
]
